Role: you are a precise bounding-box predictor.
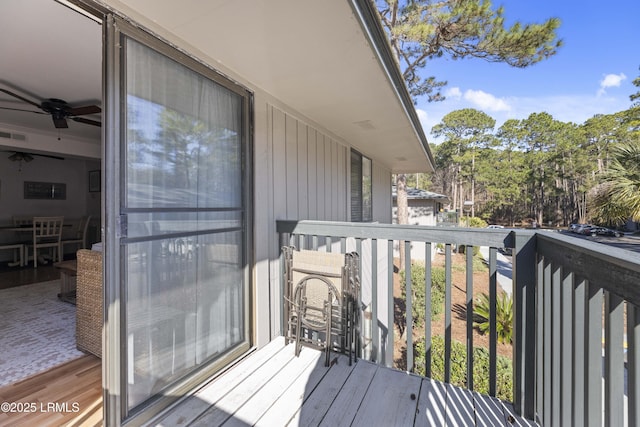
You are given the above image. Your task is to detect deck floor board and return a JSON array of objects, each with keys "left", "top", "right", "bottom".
[
  {"left": 473, "top": 392, "right": 508, "bottom": 427},
  {"left": 416, "top": 377, "right": 447, "bottom": 426},
  {"left": 351, "top": 363, "right": 422, "bottom": 427},
  {"left": 191, "top": 342, "right": 297, "bottom": 426},
  {"left": 287, "top": 351, "right": 356, "bottom": 426},
  {"left": 158, "top": 340, "right": 538, "bottom": 427},
  {"left": 318, "top": 360, "right": 378, "bottom": 427},
  {"left": 255, "top": 352, "right": 344, "bottom": 426}
]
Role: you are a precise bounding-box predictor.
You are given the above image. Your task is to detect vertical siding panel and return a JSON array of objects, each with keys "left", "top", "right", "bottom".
[
  {"left": 285, "top": 114, "right": 298, "bottom": 219},
  {"left": 262, "top": 102, "right": 277, "bottom": 342},
  {"left": 307, "top": 128, "right": 317, "bottom": 219},
  {"left": 297, "top": 121, "right": 308, "bottom": 219},
  {"left": 316, "top": 133, "right": 326, "bottom": 220},
  {"left": 338, "top": 144, "right": 346, "bottom": 220},
  {"left": 270, "top": 105, "right": 287, "bottom": 339},
  {"left": 272, "top": 107, "right": 287, "bottom": 222},
  {"left": 324, "top": 136, "right": 332, "bottom": 220},
  {"left": 372, "top": 161, "right": 392, "bottom": 223},
  {"left": 331, "top": 139, "right": 339, "bottom": 220}
]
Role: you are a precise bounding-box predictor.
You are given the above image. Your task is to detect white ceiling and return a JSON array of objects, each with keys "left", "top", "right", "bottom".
[
  {"left": 0, "top": 0, "right": 102, "bottom": 147},
  {"left": 0, "top": 0, "right": 432, "bottom": 172}
]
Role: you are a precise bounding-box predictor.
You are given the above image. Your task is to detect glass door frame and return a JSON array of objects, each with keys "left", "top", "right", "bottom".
[{"left": 104, "top": 14, "right": 254, "bottom": 426}]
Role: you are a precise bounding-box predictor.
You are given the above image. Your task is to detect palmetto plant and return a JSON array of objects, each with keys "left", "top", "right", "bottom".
[
  {"left": 590, "top": 139, "right": 640, "bottom": 224},
  {"left": 473, "top": 292, "right": 513, "bottom": 344}
]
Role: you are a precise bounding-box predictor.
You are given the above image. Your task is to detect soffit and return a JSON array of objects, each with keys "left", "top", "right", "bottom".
[{"left": 103, "top": 0, "right": 432, "bottom": 173}]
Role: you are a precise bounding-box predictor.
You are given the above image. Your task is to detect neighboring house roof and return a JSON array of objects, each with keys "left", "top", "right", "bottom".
[
  {"left": 101, "top": 0, "right": 434, "bottom": 173},
  {"left": 392, "top": 185, "right": 449, "bottom": 201}
]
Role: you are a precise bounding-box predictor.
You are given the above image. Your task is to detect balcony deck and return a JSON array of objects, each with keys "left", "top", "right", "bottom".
[{"left": 157, "top": 337, "right": 535, "bottom": 426}]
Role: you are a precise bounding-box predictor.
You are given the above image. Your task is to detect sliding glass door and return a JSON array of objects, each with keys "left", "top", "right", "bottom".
[{"left": 104, "top": 16, "right": 251, "bottom": 424}]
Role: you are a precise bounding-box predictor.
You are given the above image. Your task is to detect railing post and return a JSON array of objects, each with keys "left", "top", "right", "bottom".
[{"left": 512, "top": 231, "right": 536, "bottom": 420}]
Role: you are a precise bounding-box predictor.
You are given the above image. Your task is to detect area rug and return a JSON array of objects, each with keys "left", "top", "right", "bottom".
[{"left": 0, "top": 280, "right": 84, "bottom": 387}]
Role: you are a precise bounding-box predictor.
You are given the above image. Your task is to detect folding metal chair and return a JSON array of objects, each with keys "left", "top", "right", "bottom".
[{"left": 283, "top": 246, "right": 360, "bottom": 366}]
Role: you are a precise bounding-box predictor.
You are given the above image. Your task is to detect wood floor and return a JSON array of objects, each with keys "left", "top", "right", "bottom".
[
  {"left": 0, "top": 355, "right": 102, "bottom": 426},
  {"left": 0, "top": 260, "right": 102, "bottom": 426},
  {"left": 0, "top": 263, "right": 60, "bottom": 290}
]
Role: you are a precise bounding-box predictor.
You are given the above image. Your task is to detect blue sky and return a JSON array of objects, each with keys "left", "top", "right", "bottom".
[{"left": 416, "top": 0, "right": 640, "bottom": 143}]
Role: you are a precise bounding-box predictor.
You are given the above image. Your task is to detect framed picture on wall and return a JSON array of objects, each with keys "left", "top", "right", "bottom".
[
  {"left": 89, "top": 170, "right": 101, "bottom": 193},
  {"left": 24, "top": 181, "right": 66, "bottom": 200}
]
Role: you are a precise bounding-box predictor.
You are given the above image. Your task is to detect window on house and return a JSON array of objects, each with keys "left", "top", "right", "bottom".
[{"left": 350, "top": 150, "right": 372, "bottom": 222}]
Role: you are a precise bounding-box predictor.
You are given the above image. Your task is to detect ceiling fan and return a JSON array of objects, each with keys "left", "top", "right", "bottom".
[
  {"left": 0, "top": 87, "right": 101, "bottom": 129},
  {"left": 6, "top": 151, "right": 65, "bottom": 162}
]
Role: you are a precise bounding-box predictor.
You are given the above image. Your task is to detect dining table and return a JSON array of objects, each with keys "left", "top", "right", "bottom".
[{"left": 0, "top": 223, "right": 72, "bottom": 267}]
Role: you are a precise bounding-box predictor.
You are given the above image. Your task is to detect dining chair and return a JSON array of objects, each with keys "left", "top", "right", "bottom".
[
  {"left": 61, "top": 215, "right": 92, "bottom": 256},
  {"left": 1, "top": 216, "right": 30, "bottom": 267},
  {"left": 28, "top": 216, "right": 64, "bottom": 268},
  {"left": 12, "top": 215, "right": 33, "bottom": 227}
]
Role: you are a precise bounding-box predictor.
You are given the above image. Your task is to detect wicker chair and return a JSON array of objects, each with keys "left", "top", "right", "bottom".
[
  {"left": 283, "top": 246, "right": 360, "bottom": 366},
  {"left": 76, "top": 249, "right": 103, "bottom": 357}
]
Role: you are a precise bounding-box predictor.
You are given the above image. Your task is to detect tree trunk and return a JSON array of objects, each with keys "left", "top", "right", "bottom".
[
  {"left": 397, "top": 174, "right": 408, "bottom": 270},
  {"left": 471, "top": 152, "right": 475, "bottom": 217}
]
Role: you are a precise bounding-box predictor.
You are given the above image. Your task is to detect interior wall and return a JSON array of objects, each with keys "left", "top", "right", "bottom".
[{"left": 0, "top": 151, "right": 100, "bottom": 260}]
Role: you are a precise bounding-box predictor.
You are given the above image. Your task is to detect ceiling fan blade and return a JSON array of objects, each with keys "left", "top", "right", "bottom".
[
  {"left": 67, "top": 105, "right": 101, "bottom": 116},
  {"left": 32, "top": 153, "right": 65, "bottom": 160},
  {"left": 6, "top": 151, "right": 65, "bottom": 161},
  {"left": 71, "top": 117, "right": 101, "bottom": 127},
  {"left": 0, "top": 88, "right": 42, "bottom": 109},
  {"left": 52, "top": 117, "right": 68, "bottom": 128},
  {"left": 6, "top": 152, "right": 33, "bottom": 162},
  {"left": 0, "top": 106, "right": 48, "bottom": 115}
]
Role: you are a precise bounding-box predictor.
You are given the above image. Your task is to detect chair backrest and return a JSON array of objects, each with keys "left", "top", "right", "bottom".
[
  {"left": 33, "top": 216, "right": 64, "bottom": 243},
  {"left": 77, "top": 215, "right": 92, "bottom": 245},
  {"left": 12, "top": 215, "right": 33, "bottom": 227},
  {"left": 290, "top": 249, "right": 346, "bottom": 299}
]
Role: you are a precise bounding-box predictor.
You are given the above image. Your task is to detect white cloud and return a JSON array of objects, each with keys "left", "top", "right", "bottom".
[
  {"left": 415, "top": 108, "right": 429, "bottom": 134},
  {"left": 416, "top": 108, "right": 428, "bottom": 123},
  {"left": 445, "top": 87, "right": 462, "bottom": 99},
  {"left": 463, "top": 89, "right": 511, "bottom": 112},
  {"left": 598, "top": 72, "right": 627, "bottom": 96}
]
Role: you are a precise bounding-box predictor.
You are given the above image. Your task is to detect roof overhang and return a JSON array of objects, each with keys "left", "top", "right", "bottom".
[{"left": 97, "top": 0, "right": 434, "bottom": 173}]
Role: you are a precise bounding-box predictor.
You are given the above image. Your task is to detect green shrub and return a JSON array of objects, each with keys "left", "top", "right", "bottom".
[
  {"left": 400, "top": 263, "right": 446, "bottom": 328},
  {"left": 473, "top": 292, "right": 514, "bottom": 344},
  {"left": 460, "top": 216, "right": 488, "bottom": 228},
  {"left": 414, "top": 336, "right": 513, "bottom": 402}
]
